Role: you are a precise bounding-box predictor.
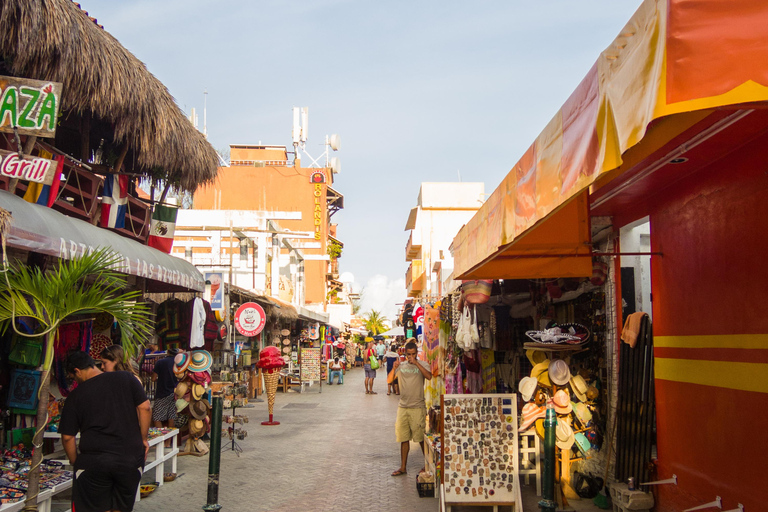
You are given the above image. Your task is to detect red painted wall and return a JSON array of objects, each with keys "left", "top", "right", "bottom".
[{"left": 612, "top": 129, "right": 768, "bottom": 512}]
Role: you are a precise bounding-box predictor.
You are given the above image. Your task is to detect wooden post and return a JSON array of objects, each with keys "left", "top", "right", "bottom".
[
  {"left": 113, "top": 142, "right": 130, "bottom": 173},
  {"left": 80, "top": 113, "right": 90, "bottom": 162},
  {"left": 24, "top": 335, "right": 51, "bottom": 512}
]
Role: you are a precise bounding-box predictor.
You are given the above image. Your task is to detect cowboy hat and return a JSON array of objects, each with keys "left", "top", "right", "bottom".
[
  {"left": 553, "top": 390, "right": 573, "bottom": 415},
  {"left": 519, "top": 376, "right": 538, "bottom": 402},
  {"left": 519, "top": 403, "right": 547, "bottom": 432},
  {"left": 530, "top": 360, "right": 551, "bottom": 388},
  {"left": 189, "top": 419, "right": 205, "bottom": 437},
  {"left": 569, "top": 374, "right": 589, "bottom": 402},
  {"left": 174, "top": 352, "right": 191, "bottom": 373},
  {"left": 525, "top": 349, "right": 547, "bottom": 366},
  {"left": 574, "top": 432, "right": 591, "bottom": 456},
  {"left": 556, "top": 420, "right": 575, "bottom": 450},
  {"left": 188, "top": 350, "right": 213, "bottom": 373},
  {"left": 548, "top": 359, "right": 571, "bottom": 386},
  {"left": 191, "top": 383, "right": 205, "bottom": 401},
  {"left": 189, "top": 399, "right": 211, "bottom": 420}
]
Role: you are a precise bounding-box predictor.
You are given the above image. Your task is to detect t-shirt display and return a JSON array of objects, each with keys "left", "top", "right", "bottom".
[
  {"left": 58, "top": 371, "right": 148, "bottom": 472},
  {"left": 397, "top": 360, "right": 431, "bottom": 409}
]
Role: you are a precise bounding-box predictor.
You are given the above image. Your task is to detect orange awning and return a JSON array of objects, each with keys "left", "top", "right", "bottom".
[{"left": 452, "top": 0, "right": 768, "bottom": 279}]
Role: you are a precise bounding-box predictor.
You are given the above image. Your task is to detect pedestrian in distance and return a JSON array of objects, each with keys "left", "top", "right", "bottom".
[
  {"left": 389, "top": 339, "right": 432, "bottom": 476},
  {"left": 59, "top": 351, "right": 151, "bottom": 512},
  {"left": 151, "top": 348, "right": 179, "bottom": 446},
  {"left": 385, "top": 344, "right": 400, "bottom": 396},
  {"left": 376, "top": 339, "right": 386, "bottom": 364},
  {"left": 364, "top": 341, "right": 377, "bottom": 394}
]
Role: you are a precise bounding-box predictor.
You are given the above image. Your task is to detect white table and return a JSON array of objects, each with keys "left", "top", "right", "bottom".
[{"left": 0, "top": 478, "right": 72, "bottom": 512}]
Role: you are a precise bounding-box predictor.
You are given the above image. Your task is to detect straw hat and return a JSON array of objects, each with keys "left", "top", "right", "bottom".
[
  {"left": 530, "top": 360, "right": 551, "bottom": 387},
  {"left": 573, "top": 402, "right": 592, "bottom": 427},
  {"left": 191, "top": 383, "right": 205, "bottom": 401},
  {"left": 548, "top": 359, "right": 571, "bottom": 386},
  {"left": 519, "top": 376, "right": 538, "bottom": 402},
  {"left": 174, "top": 382, "right": 189, "bottom": 399},
  {"left": 189, "top": 350, "right": 213, "bottom": 373},
  {"left": 519, "top": 403, "right": 547, "bottom": 432},
  {"left": 174, "top": 352, "right": 191, "bottom": 373},
  {"left": 556, "top": 420, "right": 575, "bottom": 450},
  {"left": 189, "top": 399, "right": 210, "bottom": 420},
  {"left": 569, "top": 375, "right": 589, "bottom": 402},
  {"left": 552, "top": 390, "right": 573, "bottom": 415},
  {"left": 574, "top": 432, "right": 591, "bottom": 456},
  {"left": 189, "top": 419, "right": 205, "bottom": 437},
  {"left": 175, "top": 398, "right": 189, "bottom": 413},
  {"left": 525, "top": 349, "right": 547, "bottom": 366}
]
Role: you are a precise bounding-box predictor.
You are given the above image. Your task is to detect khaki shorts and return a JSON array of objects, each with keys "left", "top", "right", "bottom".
[{"left": 396, "top": 406, "right": 426, "bottom": 443}]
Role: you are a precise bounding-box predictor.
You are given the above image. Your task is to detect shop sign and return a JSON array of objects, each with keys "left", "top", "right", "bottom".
[
  {"left": 310, "top": 171, "right": 326, "bottom": 184},
  {"left": 312, "top": 178, "right": 325, "bottom": 240},
  {"left": 205, "top": 272, "right": 224, "bottom": 310},
  {"left": 234, "top": 302, "right": 266, "bottom": 337},
  {"left": 0, "top": 149, "right": 57, "bottom": 185},
  {"left": 0, "top": 76, "right": 62, "bottom": 138}
]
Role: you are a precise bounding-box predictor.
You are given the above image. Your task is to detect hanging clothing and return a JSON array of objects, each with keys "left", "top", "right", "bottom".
[
  {"left": 55, "top": 321, "right": 93, "bottom": 396},
  {"left": 189, "top": 298, "right": 206, "bottom": 349},
  {"left": 480, "top": 348, "right": 497, "bottom": 393}
]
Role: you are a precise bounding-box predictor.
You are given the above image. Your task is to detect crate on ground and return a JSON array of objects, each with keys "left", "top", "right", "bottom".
[{"left": 416, "top": 476, "right": 435, "bottom": 498}]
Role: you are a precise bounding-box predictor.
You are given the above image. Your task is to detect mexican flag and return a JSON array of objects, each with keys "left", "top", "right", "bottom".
[{"left": 148, "top": 204, "right": 178, "bottom": 253}]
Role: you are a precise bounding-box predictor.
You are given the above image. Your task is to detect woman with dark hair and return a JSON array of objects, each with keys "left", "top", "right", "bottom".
[
  {"left": 363, "top": 341, "right": 377, "bottom": 394},
  {"left": 100, "top": 345, "right": 142, "bottom": 383}
]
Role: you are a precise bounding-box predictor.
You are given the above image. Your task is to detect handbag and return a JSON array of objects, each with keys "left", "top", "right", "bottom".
[
  {"left": 462, "top": 280, "right": 493, "bottom": 304},
  {"left": 369, "top": 355, "right": 380, "bottom": 370},
  {"left": 9, "top": 334, "right": 43, "bottom": 367}
]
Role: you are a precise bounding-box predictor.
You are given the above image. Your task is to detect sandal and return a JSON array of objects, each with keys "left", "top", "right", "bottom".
[
  {"left": 370, "top": 391, "right": 377, "bottom": 394},
  {"left": 391, "top": 469, "right": 407, "bottom": 477},
  {"left": 387, "top": 392, "right": 391, "bottom": 395}
]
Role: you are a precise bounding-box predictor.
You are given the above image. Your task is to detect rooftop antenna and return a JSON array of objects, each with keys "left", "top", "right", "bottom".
[
  {"left": 203, "top": 89, "right": 208, "bottom": 138},
  {"left": 292, "top": 107, "right": 341, "bottom": 173}
]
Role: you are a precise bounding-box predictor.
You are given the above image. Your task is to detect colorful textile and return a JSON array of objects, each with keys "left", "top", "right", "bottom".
[
  {"left": 22, "top": 151, "right": 63, "bottom": 207},
  {"left": 480, "top": 348, "right": 497, "bottom": 393},
  {"left": 424, "top": 305, "right": 440, "bottom": 363},
  {"left": 54, "top": 321, "right": 92, "bottom": 396}
]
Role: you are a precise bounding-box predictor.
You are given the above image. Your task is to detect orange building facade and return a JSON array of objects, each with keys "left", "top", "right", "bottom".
[{"left": 193, "top": 145, "right": 343, "bottom": 305}]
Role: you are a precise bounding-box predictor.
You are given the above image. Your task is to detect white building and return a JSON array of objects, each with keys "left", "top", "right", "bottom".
[{"left": 404, "top": 182, "right": 485, "bottom": 299}]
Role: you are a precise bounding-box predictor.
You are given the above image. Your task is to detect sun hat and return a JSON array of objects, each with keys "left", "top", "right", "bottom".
[
  {"left": 526, "top": 349, "right": 547, "bottom": 366},
  {"left": 530, "top": 359, "right": 551, "bottom": 384},
  {"left": 189, "top": 419, "right": 205, "bottom": 437},
  {"left": 174, "top": 382, "right": 189, "bottom": 399},
  {"left": 556, "top": 420, "right": 575, "bottom": 450},
  {"left": 519, "top": 403, "right": 547, "bottom": 432},
  {"left": 569, "top": 375, "right": 588, "bottom": 402},
  {"left": 536, "top": 370, "right": 552, "bottom": 388},
  {"left": 573, "top": 402, "right": 592, "bottom": 427},
  {"left": 549, "top": 359, "right": 571, "bottom": 386},
  {"left": 174, "top": 352, "right": 191, "bottom": 373},
  {"left": 189, "top": 350, "right": 213, "bottom": 373},
  {"left": 552, "top": 389, "right": 573, "bottom": 415},
  {"left": 191, "top": 383, "right": 205, "bottom": 401},
  {"left": 189, "top": 399, "right": 210, "bottom": 420},
  {"left": 574, "top": 432, "right": 591, "bottom": 456},
  {"left": 175, "top": 398, "right": 189, "bottom": 413},
  {"left": 519, "top": 376, "right": 538, "bottom": 402}
]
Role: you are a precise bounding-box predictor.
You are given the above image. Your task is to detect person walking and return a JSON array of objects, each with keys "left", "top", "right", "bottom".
[
  {"left": 363, "top": 341, "right": 378, "bottom": 394},
  {"left": 59, "top": 351, "right": 151, "bottom": 512},
  {"left": 385, "top": 344, "right": 400, "bottom": 396},
  {"left": 389, "top": 339, "right": 432, "bottom": 476},
  {"left": 151, "top": 348, "right": 178, "bottom": 445},
  {"left": 376, "top": 339, "right": 386, "bottom": 365}
]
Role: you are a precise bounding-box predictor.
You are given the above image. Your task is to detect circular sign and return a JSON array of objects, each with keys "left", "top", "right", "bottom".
[{"left": 234, "top": 302, "right": 266, "bottom": 337}]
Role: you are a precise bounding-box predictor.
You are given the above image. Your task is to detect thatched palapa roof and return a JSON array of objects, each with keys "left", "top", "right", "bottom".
[{"left": 0, "top": 0, "right": 219, "bottom": 191}]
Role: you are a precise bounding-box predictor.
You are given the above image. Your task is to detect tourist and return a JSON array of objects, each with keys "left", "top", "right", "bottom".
[
  {"left": 151, "top": 348, "right": 178, "bottom": 445},
  {"left": 364, "top": 341, "right": 377, "bottom": 394},
  {"left": 389, "top": 339, "right": 432, "bottom": 476},
  {"left": 385, "top": 344, "right": 400, "bottom": 396},
  {"left": 328, "top": 357, "right": 344, "bottom": 385},
  {"left": 100, "top": 344, "right": 142, "bottom": 383},
  {"left": 59, "top": 351, "right": 151, "bottom": 512},
  {"left": 376, "top": 339, "right": 386, "bottom": 365}
]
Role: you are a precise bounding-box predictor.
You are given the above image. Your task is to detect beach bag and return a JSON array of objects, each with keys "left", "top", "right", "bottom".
[
  {"left": 456, "top": 305, "right": 472, "bottom": 350},
  {"left": 368, "top": 355, "right": 380, "bottom": 370},
  {"left": 9, "top": 334, "right": 43, "bottom": 367},
  {"left": 469, "top": 305, "right": 480, "bottom": 349},
  {"left": 462, "top": 280, "right": 493, "bottom": 304}
]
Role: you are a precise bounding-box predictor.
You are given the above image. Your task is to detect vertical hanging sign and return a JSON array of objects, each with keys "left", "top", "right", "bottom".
[{"left": 310, "top": 171, "right": 326, "bottom": 240}]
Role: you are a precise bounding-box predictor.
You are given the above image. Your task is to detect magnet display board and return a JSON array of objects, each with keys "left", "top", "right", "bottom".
[
  {"left": 300, "top": 348, "right": 321, "bottom": 381},
  {"left": 442, "top": 394, "right": 520, "bottom": 505}
]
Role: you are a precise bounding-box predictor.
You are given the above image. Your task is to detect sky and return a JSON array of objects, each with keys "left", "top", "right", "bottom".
[{"left": 83, "top": 0, "right": 642, "bottom": 319}]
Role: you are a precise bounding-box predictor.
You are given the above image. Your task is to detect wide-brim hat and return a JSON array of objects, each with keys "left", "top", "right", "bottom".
[
  {"left": 574, "top": 432, "right": 591, "bottom": 456},
  {"left": 553, "top": 390, "right": 573, "bottom": 415},
  {"left": 556, "top": 421, "right": 575, "bottom": 450},
  {"left": 570, "top": 375, "right": 588, "bottom": 402},
  {"left": 191, "top": 383, "right": 205, "bottom": 401},
  {"left": 174, "top": 352, "right": 191, "bottom": 373},
  {"left": 574, "top": 402, "right": 592, "bottom": 427},
  {"left": 519, "top": 376, "right": 537, "bottom": 402},
  {"left": 175, "top": 398, "right": 189, "bottom": 413},
  {"left": 189, "top": 399, "right": 210, "bottom": 420},
  {"left": 189, "top": 419, "right": 205, "bottom": 436},
  {"left": 189, "top": 350, "right": 213, "bottom": 373},
  {"left": 549, "top": 359, "right": 571, "bottom": 386},
  {"left": 536, "top": 370, "right": 552, "bottom": 388},
  {"left": 530, "top": 360, "right": 551, "bottom": 380},
  {"left": 174, "top": 382, "right": 189, "bottom": 399},
  {"left": 526, "top": 349, "right": 547, "bottom": 366},
  {"left": 189, "top": 370, "right": 212, "bottom": 386},
  {"left": 519, "top": 403, "right": 547, "bottom": 432}
]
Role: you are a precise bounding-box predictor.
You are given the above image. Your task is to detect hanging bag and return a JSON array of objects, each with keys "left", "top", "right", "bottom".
[
  {"left": 367, "top": 349, "right": 380, "bottom": 370},
  {"left": 469, "top": 305, "right": 480, "bottom": 349},
  {"left": 456, "top": 305, "right": 472, "bottom": 350},
  {"left": 9, "top": 334, "right": 43, "bottom": 367},
  {"left": 462, "top": 280, "right": 493, "bottom": 304}
]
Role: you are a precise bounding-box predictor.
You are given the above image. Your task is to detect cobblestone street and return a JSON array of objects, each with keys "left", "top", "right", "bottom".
[{"left": 135, "top": 367, "right": 438, "bottom": 512}]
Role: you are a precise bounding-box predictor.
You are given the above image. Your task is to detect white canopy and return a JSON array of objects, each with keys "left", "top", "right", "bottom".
[{"left": 379, "top": 326, "right": 404, "bottom": 337}]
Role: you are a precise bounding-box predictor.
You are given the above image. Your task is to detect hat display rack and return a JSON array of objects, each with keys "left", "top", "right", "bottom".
[{"left": 174, "top": 350, "right": 214, "bottom": 457}]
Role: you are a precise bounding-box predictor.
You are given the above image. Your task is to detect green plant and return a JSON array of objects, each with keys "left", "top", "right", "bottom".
[
  {"left": 327, "top": 240, "right": 342, "bottom": 259},
  {"left": 362, "top": 309, "right": 388, "bottom": 335}
]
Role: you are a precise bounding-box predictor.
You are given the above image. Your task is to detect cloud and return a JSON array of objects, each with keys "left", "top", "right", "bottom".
[{"left": 357, "top": 274, "right": 406, "bottom": 321}]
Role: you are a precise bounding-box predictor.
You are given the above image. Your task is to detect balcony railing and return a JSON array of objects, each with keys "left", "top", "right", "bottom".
[
  {"left": 406, "top": 259, "right": 424, "bottom": 296},
  {"left": 405, "top": 232, "right": 421, "bottom": 261}
]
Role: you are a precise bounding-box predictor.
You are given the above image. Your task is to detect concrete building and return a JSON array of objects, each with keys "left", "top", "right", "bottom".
[{"left": 404, "top": 182, "right": 485, "bottom": 299}]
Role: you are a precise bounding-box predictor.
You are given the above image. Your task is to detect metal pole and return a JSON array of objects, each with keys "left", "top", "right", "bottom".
[
  {"left": 203, "top": 395, "right": 223, "bottom": 512},
  {"left": 539, "top": 403, "right": 557, "bottom": 512}
]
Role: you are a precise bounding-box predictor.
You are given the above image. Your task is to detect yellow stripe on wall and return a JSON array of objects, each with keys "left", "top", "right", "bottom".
[
  {"left": 655, "top": 358, "right": 768, "bottom": 394},
  {"left": 655, "top": 334, "right": 768, "bottom": 349}
]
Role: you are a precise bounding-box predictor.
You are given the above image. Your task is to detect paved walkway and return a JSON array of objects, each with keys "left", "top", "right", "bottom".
[{"left": 135, "top": 367, "right": 437, "bottom": 512}]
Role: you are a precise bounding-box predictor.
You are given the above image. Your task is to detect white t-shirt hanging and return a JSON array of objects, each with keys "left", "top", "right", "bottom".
[{"left": 189, "top": 297, "right": 206, "bottom": 348}]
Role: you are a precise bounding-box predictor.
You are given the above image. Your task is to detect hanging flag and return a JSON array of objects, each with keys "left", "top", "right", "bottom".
[
  {"left": 22, "top": 152, "right": 63, "bottom": 207},
  {"left": 148, "top": 204, "right": 178, "bottom": 253},
  {"left": 100, "top": 174, "right": 129, "bottom": 229}
]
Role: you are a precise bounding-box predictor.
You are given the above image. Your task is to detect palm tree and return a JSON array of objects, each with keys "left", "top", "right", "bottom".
[
  {"left": 362, "top": 309, "right": 388, "bottom": 335},
  {"left": 0, "top": 248, "right": 153, "bottom": 512}
]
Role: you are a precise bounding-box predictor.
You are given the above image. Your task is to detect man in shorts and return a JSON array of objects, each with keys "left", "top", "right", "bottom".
[
  {"left": 60, "top": 351, "right": 151, "bottom": 512},
  {"left": 151, "top": 348, "right": 178, "bottom": 434},
  {"left": 389, "top": 339, "right": 432, "bottom": 476}
]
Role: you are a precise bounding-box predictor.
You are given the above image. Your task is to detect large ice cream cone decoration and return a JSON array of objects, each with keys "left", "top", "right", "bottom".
[{"left": 257, "top": 346, "right": 285, "bottom": 425}]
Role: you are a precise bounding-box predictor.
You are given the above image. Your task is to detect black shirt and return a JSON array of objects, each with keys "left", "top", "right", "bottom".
[
  {"left": 153, "top": 356, "right": 176, "bottom": 399},
  {"left": 58, "top": 371, "right": 148, "bottom": 471}
]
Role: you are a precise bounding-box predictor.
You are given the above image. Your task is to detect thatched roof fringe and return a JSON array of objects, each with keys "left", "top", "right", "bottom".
[{"left": 0, "top": 0, "right": 219, "bottom": 192}]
